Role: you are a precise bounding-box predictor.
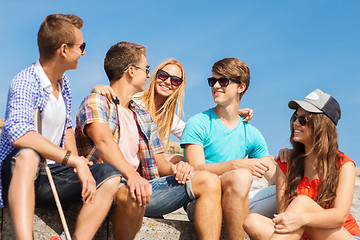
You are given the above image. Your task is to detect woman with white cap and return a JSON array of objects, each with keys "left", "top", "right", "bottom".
[{"left": 243, "top": 89, "right": 360, "bottom": 240}]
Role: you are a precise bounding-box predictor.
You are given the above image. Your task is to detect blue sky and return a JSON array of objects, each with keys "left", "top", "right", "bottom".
[{"left": 1, "top": 1, "right": 359, "bottom": 165}]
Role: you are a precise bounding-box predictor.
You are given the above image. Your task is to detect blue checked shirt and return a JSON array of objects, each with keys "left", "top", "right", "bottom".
[
  {"left": 76, "top": 93, "right": 163, "bottom": 180},
  {"left": 0, "top": 63, "right": 72, "bottom": 207}
]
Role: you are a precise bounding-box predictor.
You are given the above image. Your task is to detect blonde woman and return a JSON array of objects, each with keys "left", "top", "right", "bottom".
[{"left": 92, "top": 58, "right": 253, "bottom": 163}]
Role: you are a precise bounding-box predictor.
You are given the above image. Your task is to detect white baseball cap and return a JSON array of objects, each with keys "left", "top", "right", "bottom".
[{"left": 288, "top": 89, "right": 341, "bottom": 126}]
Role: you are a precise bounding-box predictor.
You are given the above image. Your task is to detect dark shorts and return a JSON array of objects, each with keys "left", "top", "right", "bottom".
[{"left": 1, "top": 148, "right": 121, "bottom": 209}]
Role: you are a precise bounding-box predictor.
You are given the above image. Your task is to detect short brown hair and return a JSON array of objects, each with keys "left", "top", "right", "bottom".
[
  {"left": 104, "top": 42, "right": 147, "bottom": 82},
  {"left": 37, "top": 14, "right": 83, "bottom": 60},
  {"left": 212, "top": 58, "right": 250, "bottom": 98}
]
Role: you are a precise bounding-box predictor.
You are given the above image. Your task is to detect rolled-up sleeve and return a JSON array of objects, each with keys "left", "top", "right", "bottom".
[{"left": 6, "top": 76, "right": 38, "bottom": 143}]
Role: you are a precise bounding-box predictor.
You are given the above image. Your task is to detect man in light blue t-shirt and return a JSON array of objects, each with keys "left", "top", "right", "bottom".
[{"left": 181, "top": 58, "right": 277, "bottom": 240}]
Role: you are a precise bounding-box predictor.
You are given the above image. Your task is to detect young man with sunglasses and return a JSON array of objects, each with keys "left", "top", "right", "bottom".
[
  {"left": 0, "top": 14, "right": 122, "bottom": 239},
  {"left": 181, "top": 58, "right": 277, "bottom": 240},
  {"left": 75, "top": 41, "right": 222, "bottom": 239}
]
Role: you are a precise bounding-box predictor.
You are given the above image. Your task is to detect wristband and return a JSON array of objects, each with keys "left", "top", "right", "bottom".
[{"left": 61, "top": 150, "right": 71, "bottom": 166}]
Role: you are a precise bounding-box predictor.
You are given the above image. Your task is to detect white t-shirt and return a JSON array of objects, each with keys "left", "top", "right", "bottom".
[
  {"left": 170, "top": 113, "right": 186, "bottom": 140},
  {"left": 34, "top": 60, "right": 66, "bottom": 164}
]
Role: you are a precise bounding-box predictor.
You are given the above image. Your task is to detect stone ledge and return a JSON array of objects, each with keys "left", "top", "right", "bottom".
[{"left": 0, "top": 207, "right": 201, "bottom": 240}]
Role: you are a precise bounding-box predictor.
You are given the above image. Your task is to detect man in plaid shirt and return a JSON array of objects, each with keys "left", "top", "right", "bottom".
[
  {"left": 0, "top": 14, "right": 122, "bottom": 239},
  {"left": 75, "top": 42, "right": 222, "bottom": 239}
]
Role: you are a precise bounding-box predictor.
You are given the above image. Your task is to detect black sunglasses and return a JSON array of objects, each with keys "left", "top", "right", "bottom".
[
  {"left": 54, "top": 42, "right": 86, "bottom": 53},
  {"left": 157, "top": 69, "right": 183, "bottom": 86},
  {"left": 290, "top": 114, "right": 309, "bottom": 126},
  {"left": 125, "top": 64, "right": 151, "bottom": 75},
  {"left": 207, "top": 77, "right": 242, "bottom": 87}
]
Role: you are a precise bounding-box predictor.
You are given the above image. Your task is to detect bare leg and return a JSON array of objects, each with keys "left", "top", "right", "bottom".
[
  {"left": 72, "top": 176, "right": 120, "bottom": 240},
  {"left": 244, "top": 213, "right": 275, "bottom": 240},
  {"left": 220, "top": 169, "right": 253, "bottom": 240},
  {"left": 8, "top": 149, "right": 40, "bottom": 240},
  {"left": 270, "top": 195, "right": 354, "bottom": 240},
  {"left": 111, "top": 185, "right": 146, "bottom": 240},
  {"left": 191, "top": 171, "right": 222, "bottom": 240}
]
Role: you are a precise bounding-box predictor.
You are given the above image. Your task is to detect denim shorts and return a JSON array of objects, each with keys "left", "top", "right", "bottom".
[
  {"left": 249, "top": 185, "right": 277, "bottom": 218},
  {"left": 144, "top": 174, "right": 196, "bottom": 217},
  {"left": 1, "top": 148, "right": 121, "bottom": 209}
]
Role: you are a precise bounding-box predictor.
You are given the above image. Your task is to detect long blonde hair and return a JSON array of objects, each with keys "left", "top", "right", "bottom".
[{"left": 136, "top": 59, "right": 185, "bottom": 149}]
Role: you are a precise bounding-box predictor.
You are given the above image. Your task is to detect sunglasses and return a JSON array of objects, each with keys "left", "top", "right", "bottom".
[
  {"left": 68, "top": 42, "right": 86, "bottom": 53},
  {"left": 157, "top": 69, "right": 183, "bottom": 86},
  {"left": 125, "top": 64, "right": 151, "bottom": 75},
  {"left": 290, "top": 114, "right": 309, "bottom": 126},
  {"left": 54, "top": 42, "right": 86, "bottom": 53},
  {"left": 207, "top": 77, "right": 242, "bottom": 87}
]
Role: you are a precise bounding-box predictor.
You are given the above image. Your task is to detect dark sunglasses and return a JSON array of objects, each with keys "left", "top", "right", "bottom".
[
  {"left": 132, "top": 65, "right": 150, "bottom": 75},
  {"left": 124, "top": 64, "right": 150, "bottom": 75},
  {"left": 157, "top": 69, "right": 183, "bottom": 86},
  {"left": 54, "top": 42, "right": 86, "bottom": 53},
  {"left": 207, "top": 77, "right": 242, "bottom": 87},
  {"left": 290, "top": 114, "right": 309, "bottom": 126}
]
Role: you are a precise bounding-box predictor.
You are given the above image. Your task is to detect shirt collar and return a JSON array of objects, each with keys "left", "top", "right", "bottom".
[
  {"left": 34, "top": 60, "right": 64, "bottom": 92},
  {"left": 129, "top": 99, "right": 141, "bottom": 111}
]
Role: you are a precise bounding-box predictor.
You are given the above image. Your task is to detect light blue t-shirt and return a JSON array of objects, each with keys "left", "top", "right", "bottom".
[{"left": 180, "top": 108, "right": 269, "bottom": 164}]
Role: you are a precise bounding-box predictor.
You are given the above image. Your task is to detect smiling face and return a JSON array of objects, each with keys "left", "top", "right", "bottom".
[
  {"left": 66, "top": 27, "right": 85, "bottom": 70},
  {"left": 211, "top": 72, "right": 244, "bottom": 106},
  {"left": 292, "top": 107, "right": 312, "bottom": 148},
  {"left": 154, "top": 64, "right": 182, "bottom": 98}
]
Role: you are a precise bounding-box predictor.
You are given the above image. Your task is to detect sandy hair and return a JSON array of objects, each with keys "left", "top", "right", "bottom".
[{"left": 37, "top": 14, "right": 83, "bottom": 60}]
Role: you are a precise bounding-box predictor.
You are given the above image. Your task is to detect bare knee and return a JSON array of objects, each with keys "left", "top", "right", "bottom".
[
  {"left": 114, "top": 186, "right": 141, "bottom": 212},
  {"left": 221, "top": 169, "right": 253, "bottom": 198},
  {"left": 192, "top": 171, "right": 221, "bottom": 197},
  {"left": 13, "top": 148, "right": 40, "bottom": 176},
  {"left": 287, "top": 195, "right": 317, "bottom": 213},
  {"left": 244, "top": 213, "right": 274, "bottom": 239},
  {"left": 99, "top": 176, "right": 121, "bottom": 196},
  {"left": 292, "top": 195, "right": 313, "bottom": 204},
  {"left": 112, "top": 185, "right": 145, "bottom": 227},
  {"left": 115, "top": 186, "right": 131, "bottom": 205}
]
